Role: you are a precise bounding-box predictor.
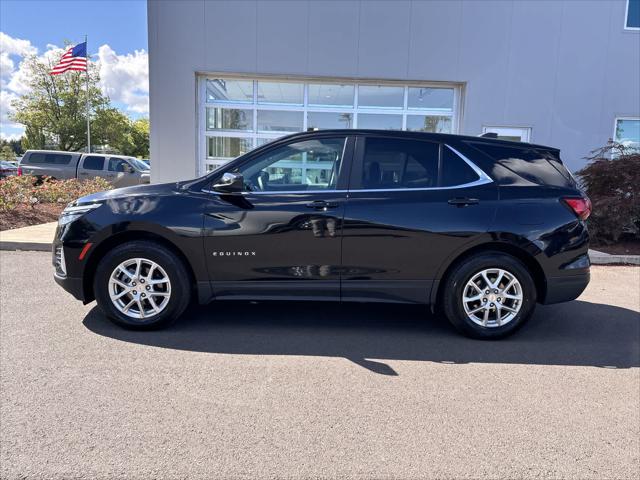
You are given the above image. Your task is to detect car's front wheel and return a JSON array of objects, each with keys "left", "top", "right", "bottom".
[
  {"left": 442, "top": 252, "right": 537, "bottom": 339},
  {"left": 93, "top": 241, "right": 191, "bottom": 329}
]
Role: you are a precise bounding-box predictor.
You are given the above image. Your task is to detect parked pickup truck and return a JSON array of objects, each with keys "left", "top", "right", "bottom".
[{"left": 19, "top": 150, "right": 150, "bottom": 188}]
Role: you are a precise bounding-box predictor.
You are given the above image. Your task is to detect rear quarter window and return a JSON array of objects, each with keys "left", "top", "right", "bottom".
[
  {"left": 26, "top": 152, "right": 72, "bottom": 165},
  {"left": 467, "top": 142, "right": 575, "bottom": 188}
]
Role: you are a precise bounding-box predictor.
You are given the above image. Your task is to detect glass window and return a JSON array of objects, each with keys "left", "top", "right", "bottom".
[
  {"left": 441, "top": 147, "right": 479, "bottom": 187},
  {"left": 308, "top": 84, "right": 354, "bottom": 107},
  {"left": 108, "top": 158, "right": 131, "bottom": 172},
  {"left": 308, "top": 112, "right": 354, "bottom": 130},
  {"left": 256, "top": 137, "right": 277, "bottom": 148},
  {"left": 407, "top": 87, "right": 454, "bottom": 111},
  {"left": 206, "top": 108, "right": 253, "bottom": 131},
  {"left": 358, "top": 113, "right": 402, "bottom": 130},
  {"left": 257, "top": 81, "right": 303, "bottom": 105},
  {"left": 406, "top": 115, "right": 452, "bottom": 133},
  {"left": 207, "top": 136, "right": 253, "bottom": 159},
  {"left": 82, "top": 156, "right": 105, "bottom": 171},
  {"left": 627, "top": 0, "right": 640, "bottom": 28},
  {"left": 27, "top": 153, "right": 46, "bottom": 164},
  {"left": 358, "top": 85, "right": 404, "bottom": 108},
  {"left": 130, "top": 158, "right": 150, "bottom": 170},
  {"left": 469, "top": 143, "right": 573, "bottom": 188},
  {"left": 615, "top": 118, "right": 640, "bottom": 152},
  {"left": 482, "top": 126, "right": 531, "bottom": 142},
  {"left": 206, "top": 79, "right": 253, "bottom": 103},
  {"left": 28, "top": 153, "right": 72, "bottom": 164},
  {"left": 235, "top": 137, "right": 346, "bottom": 191},
  {"left": 361, "top": 137, "right": 439, "bottom": 189},
  {"left": 257, "top": 110, "right": 304, "bottom": 133}
]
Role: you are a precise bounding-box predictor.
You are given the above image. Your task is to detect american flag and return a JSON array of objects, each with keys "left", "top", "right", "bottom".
[{"left": 50, "top": 42, "right": 87, "bottom": 75}]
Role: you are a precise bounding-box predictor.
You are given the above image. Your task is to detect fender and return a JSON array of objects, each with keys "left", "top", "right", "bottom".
[{"left": 428, "top": 232, "right": 546, "bottom": 306}]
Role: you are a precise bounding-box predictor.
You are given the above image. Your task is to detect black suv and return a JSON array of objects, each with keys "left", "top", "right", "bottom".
[{"left": 53, "top": 130, "right": 590, "bottom": 338}]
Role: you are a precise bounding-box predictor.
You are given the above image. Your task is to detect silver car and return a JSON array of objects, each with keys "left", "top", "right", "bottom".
[{"left": 19, "top": 150, "right": 150, "bottom": 187}]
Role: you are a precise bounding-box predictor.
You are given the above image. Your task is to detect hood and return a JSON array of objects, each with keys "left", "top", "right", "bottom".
[{"left": 74, "top": 181, "right": 179, "bottom": 205}]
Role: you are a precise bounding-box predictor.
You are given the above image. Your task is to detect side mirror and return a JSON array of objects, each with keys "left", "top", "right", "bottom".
[
  {"left": 213, "top": 172, "right": 244, "bottom": 193},
  {"left": 123, "top": 163, "right": 134, "bottom": 174}
]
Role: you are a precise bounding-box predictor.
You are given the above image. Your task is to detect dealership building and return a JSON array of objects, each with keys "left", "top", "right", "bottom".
[{"left": 147, "top": 0, "right": 640, "bottom": 183}]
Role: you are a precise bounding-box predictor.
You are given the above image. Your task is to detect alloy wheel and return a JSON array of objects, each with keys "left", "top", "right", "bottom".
[
  {"left": 462, "top": 268, "right": 523, "bottom": 328},
  {"left": 108, "top": 258, "right": 171, "bottom": 320}
]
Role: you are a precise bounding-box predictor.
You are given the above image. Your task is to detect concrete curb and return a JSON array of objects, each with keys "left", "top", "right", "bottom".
[
  {"left": 588, "top": 249, "right": 640, "bottom": 266},
  {"left": 0, "top": 241, "right": 51, "bottom": 252}
]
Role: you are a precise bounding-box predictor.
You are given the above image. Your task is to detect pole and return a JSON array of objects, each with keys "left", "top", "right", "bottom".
[{"left": 85, "top": 35, "right": 91, "bottom": 153}]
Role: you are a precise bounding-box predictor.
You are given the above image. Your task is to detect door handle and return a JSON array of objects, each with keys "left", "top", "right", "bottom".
[
  {"left": 306, "top": 200, "right": 339, "bottom": 210},
  {"left": 448, "top": 197, "right": 479, "bottom": 207}
]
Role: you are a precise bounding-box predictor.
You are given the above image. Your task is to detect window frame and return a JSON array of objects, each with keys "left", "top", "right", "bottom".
[
  {"left": 613, "top": 116, "right": 640, "bottom": 154},
  {"left": 625, "top": 0, "right": 640, "bottom": 30},
  {"left": 348, "top": 134, "right": 492, "bottom": 192},
  {"left": 481, "top": 125, "right": 532, "bottom": 143},
  {"left": 205, "top": 134, "right": 355, "bottom": 194},
  {"left": 81, "top": 155, "right": 106, "bottom": 171},
  {"left": 198, "top": 75, "right": 463, "bottom": 175}
]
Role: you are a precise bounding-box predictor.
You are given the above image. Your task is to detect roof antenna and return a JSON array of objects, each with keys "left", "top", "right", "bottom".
[{"left": 480, "top": 132, "right": 499, "bottom": 138}]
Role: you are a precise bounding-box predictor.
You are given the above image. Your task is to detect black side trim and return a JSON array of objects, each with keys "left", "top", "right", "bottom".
[
  {"left": 341, "top": 280, "right": 433, "bottom": 304},
  {"left": 211, "top": 281, "right": 340, "bottom": 302}
]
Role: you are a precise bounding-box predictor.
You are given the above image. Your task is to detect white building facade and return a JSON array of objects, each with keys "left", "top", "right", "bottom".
[{"left": 148, "top": 0, "right": 640, "bottom": 183}]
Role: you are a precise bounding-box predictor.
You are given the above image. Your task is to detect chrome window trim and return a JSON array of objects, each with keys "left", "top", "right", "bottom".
[
  {"left": 444, "top": 144, "right": 494, "bottom": 185},
  {"left": 202, "top": 142, "right": 493, "bottom": 195}
]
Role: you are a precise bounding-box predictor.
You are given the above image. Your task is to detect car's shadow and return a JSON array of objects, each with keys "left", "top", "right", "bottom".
[{"left": 83, "top": 300, "right": 640, "bottom": 375}]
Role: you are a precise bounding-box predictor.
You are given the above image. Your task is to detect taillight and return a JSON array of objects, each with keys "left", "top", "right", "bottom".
[
  {"left": 17, "top": 167, "right": 22, "bottom": 176},
  {"left": 562, "top": 196, "right": 591, "bottom": 221}
]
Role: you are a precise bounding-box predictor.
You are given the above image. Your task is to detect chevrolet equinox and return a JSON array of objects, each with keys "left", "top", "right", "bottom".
[{"left": 53, "top": 130, "right": 591, "bottom": 338}]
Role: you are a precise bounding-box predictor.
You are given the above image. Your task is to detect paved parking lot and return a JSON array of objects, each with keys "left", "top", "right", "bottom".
[{"left": 1, "top": 251, "right": 639, "bottom": 479}]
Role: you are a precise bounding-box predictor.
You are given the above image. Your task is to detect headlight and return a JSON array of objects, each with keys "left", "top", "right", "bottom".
[{"left": 58, "top": 202, "right": 102, "bottom": 226}]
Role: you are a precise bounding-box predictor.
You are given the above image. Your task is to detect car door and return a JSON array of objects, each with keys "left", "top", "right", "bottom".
[
  {"left": 341, "top": 135, "right": 499, "bottom": 303},
  {"left": 107, "top": 157, "right": 138, "bottom": 187},
  {"left": 202, "top": 135, "right": 353, "bottom": 301},
  {"left": 77, "top": 155, "right": 107, "bottom": 181}
]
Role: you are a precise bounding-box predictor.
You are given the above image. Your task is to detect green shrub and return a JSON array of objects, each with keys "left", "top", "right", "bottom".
[
  {"left": 577, "top": 143, "right": 640, "bottom": 244},
  {"left": 0, "top": 175, "right": 111, "bottom": 211}
]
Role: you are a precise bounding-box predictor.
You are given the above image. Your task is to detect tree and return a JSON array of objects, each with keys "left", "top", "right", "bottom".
[
  {"left": 0, "top": 145, "right": 16, "bottom": 161},
  {"left": 128, "top": 118, "right": 149, "bottom": 158},
  {"left": 21, "top": 125, "right": 46, "bottom": 151},
  {"left": 0, "top": 138, "right": 24, "bottom": 156},
  {"left": 10, "top": 47, "right": 150, "bottom": 157},
  {"left": 10, "top": 49, "right": 109, "bottom": 152}
]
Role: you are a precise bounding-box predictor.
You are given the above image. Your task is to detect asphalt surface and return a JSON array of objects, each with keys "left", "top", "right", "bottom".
[{"left": 1, "top": 251, "right": 639, "bottom": 479}]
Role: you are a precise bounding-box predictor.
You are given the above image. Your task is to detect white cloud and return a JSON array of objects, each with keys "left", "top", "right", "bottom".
[
  {"left": 0, "top": 32, "right": 37, "bottom": 57},
  {"left": 97, "top": 44, "right": 149, "bottom": 114},
  {"left": 0, "top": 32, "right": 149, "bottom": 137}
]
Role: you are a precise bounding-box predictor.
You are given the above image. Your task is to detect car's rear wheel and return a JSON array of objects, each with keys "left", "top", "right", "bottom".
[
  {"left": 93, "top": 241, "right": 191, "bottom": 329},
  {"left": 442, "top": 252, "right": 537, "bottom": 339}
]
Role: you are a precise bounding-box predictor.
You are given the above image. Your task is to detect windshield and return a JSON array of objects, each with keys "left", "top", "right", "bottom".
[{"left": 129, "top": 158, "right": 150, "bottom": 171}]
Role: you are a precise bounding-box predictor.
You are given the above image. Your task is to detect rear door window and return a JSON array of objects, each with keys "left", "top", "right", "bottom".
[
  {"left": 361, "top": 137, "right": 439, "bottom": 189},
  {"left": 82, "top": 156, "right": 105, "bottom": 171},
  {"left": 467, "top": 142, "right": 575, "bottom": 188}
]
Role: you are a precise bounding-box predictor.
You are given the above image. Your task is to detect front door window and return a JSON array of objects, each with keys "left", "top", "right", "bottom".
[{"left": 234, "top": 137, "right": 346, "bottom": 192}]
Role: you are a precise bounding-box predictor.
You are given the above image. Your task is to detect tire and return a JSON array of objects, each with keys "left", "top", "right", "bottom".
[
  {"left": 93, "top": 241, "right": 192, "bottom": 329},
  {"left": 442, "top": 252, "right": 537, "bottom": 339}
]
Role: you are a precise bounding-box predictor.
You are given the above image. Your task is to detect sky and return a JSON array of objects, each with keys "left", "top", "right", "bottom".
[{"left": 0, "top": 0, "right": 149, "bottom": 140}]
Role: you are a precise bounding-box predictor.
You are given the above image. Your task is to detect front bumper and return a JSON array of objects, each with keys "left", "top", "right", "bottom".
[
  {"left": 542, "top": 271, "right": 590, "bottom": 304},
  {"left": 54, "top": 273, "right": 85, "bottom": 301}
]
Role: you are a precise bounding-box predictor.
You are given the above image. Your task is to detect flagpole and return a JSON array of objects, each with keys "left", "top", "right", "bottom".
[{"left": 85, "top": 34, "right": 91, "bottom": 153}]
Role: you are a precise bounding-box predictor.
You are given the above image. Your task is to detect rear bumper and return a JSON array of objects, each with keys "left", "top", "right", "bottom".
[
  {"left": 542, "top": 271, "right": 590, "bottom": 305},
  {"left": 54, "top": 273, "right": 85, "bottom": 302}
]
